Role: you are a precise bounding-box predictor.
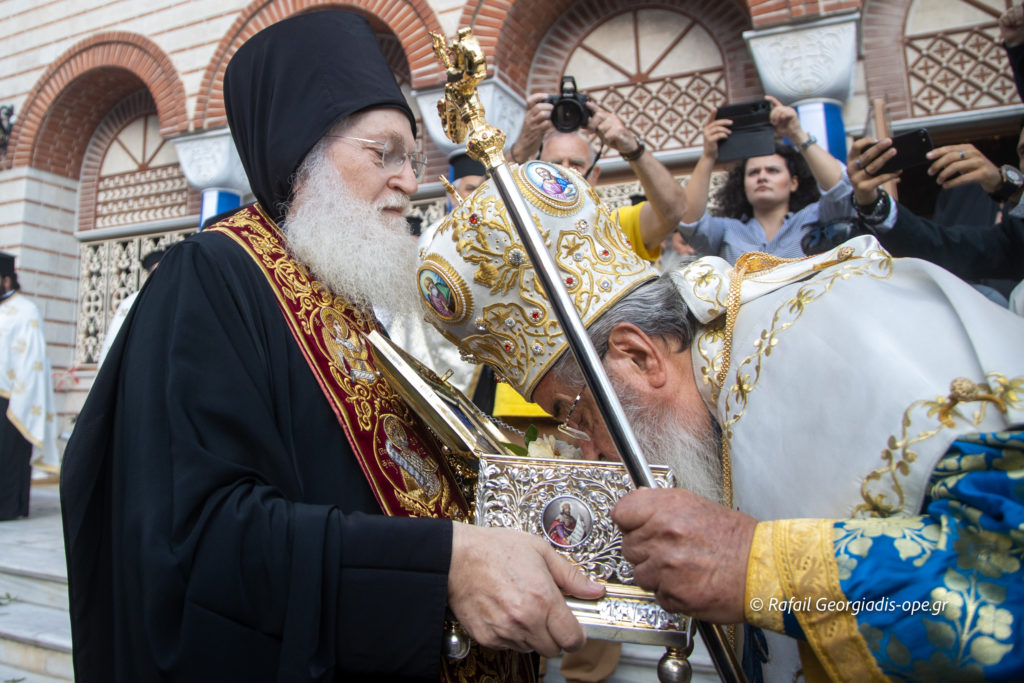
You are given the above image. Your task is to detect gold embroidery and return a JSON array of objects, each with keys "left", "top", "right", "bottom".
[
  {"left": 430, "top": 189, "right": 655, "bottom": 395},
  {"left": 709, "top": 249, "right": 891, "bottom": 507},
  {"left": 855, "top": 373, "right": 1023, "bottom": 517},
  {"left": 211, "top": 208, "right": 462, "bottom": 518},
  {"left": 744, "top": 522, "right": 785, "bottom": 633},
  {"left": 833, "top": 517, "right": 942, "bottom": 578},
  {"left": 419, "top": 167, "right": 658, "bottom": 399},
  {"left": 720, "top": 251, "right": 894, "bottom": 449},
  {"left": 774, "top": 519, "right": 889, "bottom": 682},
  {"left": 321, "top": 308, "right": 377, "bottom": 384},
  {"left": 694, "top": 318, "right": 727, "bottom": 402}
]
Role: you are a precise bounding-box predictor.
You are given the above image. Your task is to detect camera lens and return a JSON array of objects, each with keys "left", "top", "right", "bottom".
[{"left": 551, "top": 99, "right": 585, "bottom": 133}]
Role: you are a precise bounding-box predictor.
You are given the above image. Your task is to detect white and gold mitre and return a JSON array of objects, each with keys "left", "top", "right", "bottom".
[{"left": 416, "top": 160, "right": 658, "bottom": 400}]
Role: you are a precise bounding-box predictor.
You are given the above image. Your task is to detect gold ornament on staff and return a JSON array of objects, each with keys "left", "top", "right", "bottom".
[
  {"left": 427, "top": 28, "right": 745, "bottom": 683},
  {"left": 431, "top": 29, "right": 506, "bottom": 169}
]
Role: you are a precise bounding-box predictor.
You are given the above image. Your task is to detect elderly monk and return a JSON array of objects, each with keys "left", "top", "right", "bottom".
[
  {"left": 59, "top": 11, "right": 603, "bottom": 683},
  {"left": 417, "top": 159, "right": 1024, "bottom": 681}
]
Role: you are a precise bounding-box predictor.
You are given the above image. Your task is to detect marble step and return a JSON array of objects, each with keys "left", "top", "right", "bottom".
[
  {"left": 0, "top": 659, "right": 71, "bottom": 683},
  {"left": 0, "top": 560, "right": 67, "bottom": 613},
  {"left": 0, "top": 600, "right": 72, "bottom": 681}
]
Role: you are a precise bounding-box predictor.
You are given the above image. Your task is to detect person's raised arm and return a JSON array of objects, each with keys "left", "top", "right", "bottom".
[
  {"left": 681, "top": 114, "right": 730, "bottom": 224},
  {"left": 847, "top": 136, "right": 899, "bottom": 207},
  {"left": 509, "top": 93, "right": 554, "bottom": 165},
  {"left": 587, "top": 102, "right": 687, "bottom": 251},
  {"left": 766, "top": 95, "right": 843, "bottom": 191}
]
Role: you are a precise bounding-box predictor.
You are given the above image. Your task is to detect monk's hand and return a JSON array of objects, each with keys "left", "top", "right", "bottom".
[
  {"left": 612, "top": 488, "right": 756, "bottom": 623},
  {"left": 448, "top": 523, "right": 605, "bottom": 657}
]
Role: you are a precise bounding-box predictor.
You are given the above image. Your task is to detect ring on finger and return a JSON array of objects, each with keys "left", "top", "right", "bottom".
[
  {"left": 959, "top": 150, "right": 966, "bottom": 160},
  {"left": 854, "top": 158, "right": 863, "bottom": 170}
]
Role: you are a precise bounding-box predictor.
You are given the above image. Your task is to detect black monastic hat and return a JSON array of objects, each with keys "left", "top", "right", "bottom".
[
  {"left": 224, "top": 10, "right": 417, "bottom": 223},
  {"left": 0, "top": 252, "right": 15, "bottom": 278},
  {"left": 449, "top": 152, "right": 486, "bottom": 181}
]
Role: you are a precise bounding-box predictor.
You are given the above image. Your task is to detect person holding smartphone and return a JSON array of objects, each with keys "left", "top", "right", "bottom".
[
  {"left": 677, "top": 95, "right": 850, "bottom": 263},
  {"left": 848, "top": 132, "right": 1024, "bottom": 314}
]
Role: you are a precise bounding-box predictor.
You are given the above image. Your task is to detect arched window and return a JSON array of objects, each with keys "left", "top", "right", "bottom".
[
  {"left": 95, "top": 113, "right": 189, "bottom": 227},
  {"left": 76, "top": 97, "right": 196, "bottom": 366},
  {"left": 562, "top": 8, "right": 727, "bottom": 153}
]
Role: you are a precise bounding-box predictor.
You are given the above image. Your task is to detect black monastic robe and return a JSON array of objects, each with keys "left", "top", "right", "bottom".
[{"left": 61, "top": 227, "right": 453, "bottom": 681}]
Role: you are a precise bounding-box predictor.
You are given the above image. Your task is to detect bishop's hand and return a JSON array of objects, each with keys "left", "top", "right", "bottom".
[{"left": 613, "top": 487, "right": 756, "bottom": 623}]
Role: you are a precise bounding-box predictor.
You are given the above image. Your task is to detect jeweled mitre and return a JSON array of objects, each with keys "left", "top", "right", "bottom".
[{"left": 417, "top": 160, "right": 658, "bottom": 400}]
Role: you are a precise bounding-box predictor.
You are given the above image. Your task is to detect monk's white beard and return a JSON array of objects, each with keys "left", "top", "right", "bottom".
[
  {"left": 282, "top": 162, "right": 419, "bottom": 320},
  {"left": 611, "top": 373, "right": 723, "bottom": 503}
]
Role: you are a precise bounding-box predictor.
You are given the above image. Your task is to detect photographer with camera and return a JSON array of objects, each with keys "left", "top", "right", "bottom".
[
  {"left": 678, "top": 95, "right": 850, "bottom": 263},
  {"left": 508, "top": 77, "right": 688, "bottom": 262}
]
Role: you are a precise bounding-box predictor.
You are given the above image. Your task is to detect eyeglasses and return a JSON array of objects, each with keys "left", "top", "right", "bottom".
[
  {"left": 330, "top": 135, "right": 426, "bottom": 181},
  {"left": 557, "top": 387, "right": 591, "bottom": 442}
]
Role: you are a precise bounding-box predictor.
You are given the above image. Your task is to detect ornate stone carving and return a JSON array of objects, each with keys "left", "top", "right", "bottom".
[
  {"left": 76, "top": 230, "right": 194, "bottom": 365},
  {"left": 745, "top": 14, "right": 859, "bottom": 103},
  {"left": 173, "top": 129, "right": 250, "bottom": 193}
]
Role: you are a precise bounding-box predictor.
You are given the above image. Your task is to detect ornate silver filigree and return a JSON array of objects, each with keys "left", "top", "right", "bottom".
[
  {"left": 476, "top": 454, "right": 689, "bottom": 646},
  {"left": 476, "top": 454, "right": 675, "bottom": 583}
]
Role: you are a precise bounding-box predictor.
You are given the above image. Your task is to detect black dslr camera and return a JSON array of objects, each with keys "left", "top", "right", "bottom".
[{"left": 545, "top": 76, "right": 591, "bottom": 132}]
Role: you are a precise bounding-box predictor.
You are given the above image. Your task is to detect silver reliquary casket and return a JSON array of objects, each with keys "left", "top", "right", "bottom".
[{"left": 367, "top": 331, "right": 692, "bottom": 652}]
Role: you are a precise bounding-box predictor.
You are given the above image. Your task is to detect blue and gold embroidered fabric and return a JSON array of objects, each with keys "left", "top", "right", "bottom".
[{"left": 835, "top": 431, "right": 1023, "bottom": 679}]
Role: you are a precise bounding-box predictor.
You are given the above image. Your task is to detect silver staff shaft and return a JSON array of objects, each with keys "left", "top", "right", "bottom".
[
  {"left": 489, "top": 162, "right": 747, "bottom": 683},
  {"left": 490, "top": 163, "right": 655, "bottom": 488}
]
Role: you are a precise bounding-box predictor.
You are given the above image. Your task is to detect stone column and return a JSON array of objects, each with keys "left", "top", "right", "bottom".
[
  {"left": 173, "top": 128, "right": 250, "bottom": 227},
  {"left": 744, "top": 13, "right": 860, "bottom": 162}
]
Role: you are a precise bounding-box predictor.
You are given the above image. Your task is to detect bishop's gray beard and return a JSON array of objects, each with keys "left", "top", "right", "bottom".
[
  {"left": 611, "top": 374, "right": 723, "bottom": 504},
  {"left": 282, "top": 157, "right": 419, "bottom": 321}
]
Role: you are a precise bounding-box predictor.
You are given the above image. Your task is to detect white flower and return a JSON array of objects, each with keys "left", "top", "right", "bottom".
[{"left": 527, "top": 433, "right": 583, "bottom": 460}]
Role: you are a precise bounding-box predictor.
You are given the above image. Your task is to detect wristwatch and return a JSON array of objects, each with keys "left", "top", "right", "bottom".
[
  {"left": 989, "top": 164, "right": 1024, "bottom": 203},
  {"left": 852, "top": 188, "right": 890, "bottom": 225},
  {"left": 620, "top": 134, "right": 645, "bottom": 162}
]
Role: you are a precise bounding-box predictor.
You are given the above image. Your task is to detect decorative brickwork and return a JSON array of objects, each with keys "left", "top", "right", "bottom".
[
  {"left": 906, "top": 23, "right": 1017, "bottom": 116},
  {"left": 5, "top": 33, "right": 187, "bottom": 177},
  {"left": 77, "top": 91, "right": 200, "bottom": 235},
  {"left": 863, "top": 0, "right": 1015, "bottom": 121},
  {"left": 861, "top": 0, "right": 913, "bottom": 118},
  {"left": 748, "top": 0, "right": 860, "bottom": 28},
  {"left": 74, "top": 91, "right": 200, "bottom": 366},
  {"left": 192, "top": 0, "right": 445, "bottom": 133},
  {"left": 457, "top": 0, "right": 755, "bottom": 103}
]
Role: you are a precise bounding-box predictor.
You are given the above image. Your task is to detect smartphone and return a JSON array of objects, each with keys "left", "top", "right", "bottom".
[
  {"left": 715, "top": 100, "right": 775, "bottom": 162},
  {"left": 871, "top": 128, "right": 933, "bottom": 175}
]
